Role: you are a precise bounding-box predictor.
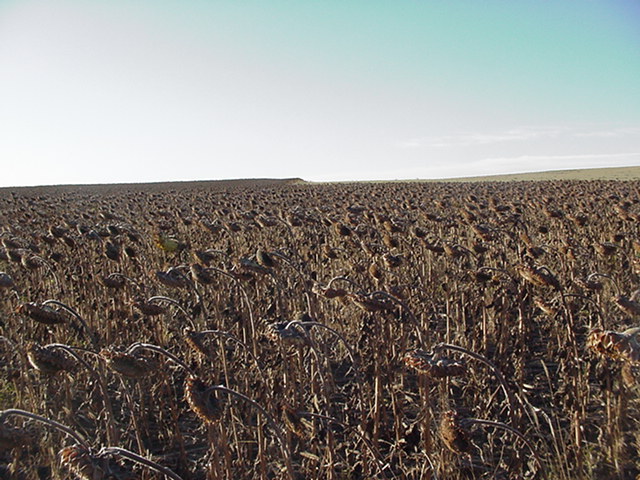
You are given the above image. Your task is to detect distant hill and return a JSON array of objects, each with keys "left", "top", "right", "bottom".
[
  {"left": 1, "top": 166, "right": 638, "bottom": 197},
  {"left": 0, "top": 178, "right": 305, "bottom": 196},
  {"left": 430, "top": 166, "right": 640, "bottom": 182}
]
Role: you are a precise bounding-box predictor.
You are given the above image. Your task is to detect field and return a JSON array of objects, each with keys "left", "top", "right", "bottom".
[{"left": 1, "top": 169, "right": 640, "bottom": 479}]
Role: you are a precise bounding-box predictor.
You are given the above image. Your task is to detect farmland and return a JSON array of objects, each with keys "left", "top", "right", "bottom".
[{"left": 1, "top": 174, "right": 640, "bottom": 479}]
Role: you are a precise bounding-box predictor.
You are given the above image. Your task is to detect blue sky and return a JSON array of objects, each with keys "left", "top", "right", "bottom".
[{"left": 0, "top": 0, "right": 639, "bottom": 186}]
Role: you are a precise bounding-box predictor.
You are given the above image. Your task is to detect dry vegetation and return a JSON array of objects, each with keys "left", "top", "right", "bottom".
[{"left": 1, "top": 175, "right": 640, "bottom": 479}]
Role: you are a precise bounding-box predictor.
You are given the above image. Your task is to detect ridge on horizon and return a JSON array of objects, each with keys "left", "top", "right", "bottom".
[{"left": 1, "top": 166, "right": 638, "bottom": 194}]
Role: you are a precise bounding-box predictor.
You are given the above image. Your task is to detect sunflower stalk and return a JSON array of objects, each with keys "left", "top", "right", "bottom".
[
  {"left": 0, "top": 409, "right": 90, "bottom": 450},
  {"left": 98, "top": 446, "right": 184, "bottom": 480}
]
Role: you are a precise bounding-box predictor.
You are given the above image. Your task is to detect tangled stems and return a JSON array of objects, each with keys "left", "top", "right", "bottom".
[
  {"left": 0, "top": 274, "right": 21, "bottom": 302},
  {"left": 189, "top": 329, "right": 267, "bottom": 384},
  {"left": 0, "top": 408, "right": 90, "bottom": 450},
  {"left": 147, "top": 295, "right": 197, "bottom": 329},
  {"left": 561, "top": 293, "right": 605, "bottom": 325},
  {"left": 462, "top": 417, "right": 544, "bottom": 474},
  {"left": 0, "top": 335, "right": 17, "bottom": 353},
  {"left": 106, "top": 343, "right": 194, "bottom": 453},
  {"left": 41, "top": 299, "right": 98, "bottom": 348},
  {"left": 163, "top": 265, "right": 206, "bottom": 316},
  {"left": 45, "top": 343, "right": 118, "bottom": 444},
  {"left": 587, "top": 272, "right": 620, "bottom": 295},
  {"left": 285, "top": 320, "right": 364, "bottom": 411},
  {"left": 205, "top": 385, "right": 295, "bottom": 480},
  {"left": 371, "top": 290, "right": 425, "bottom": 346},
  {"left": 271, "top": 250, "right": 313, "bottom": 283},
  {"left": 477, "top": 266, "right": 515, "bottom": 282},
  {"left": 28, "top": 254, "right": 60, "bottom": 289},
  {"left": 197, "top": 266, "right": 258, "bottom": 357},
  {"left": 434, "top": 343, "right": 521, "bottom": 425},
  {"left": 285, "top": 320, "right": 360, "bottom": 376},
  {"left": 300, "top": 411, "right": 405, "bottom": 480}
]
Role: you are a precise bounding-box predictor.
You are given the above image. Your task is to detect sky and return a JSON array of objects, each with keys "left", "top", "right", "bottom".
[{"left": 0, "top": 0, "right": 639, "bottom": 187}]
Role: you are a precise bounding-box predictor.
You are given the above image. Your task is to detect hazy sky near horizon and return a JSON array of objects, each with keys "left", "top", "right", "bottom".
[{"left": 1, "top": 1, "right": 639, "bottom": 187}]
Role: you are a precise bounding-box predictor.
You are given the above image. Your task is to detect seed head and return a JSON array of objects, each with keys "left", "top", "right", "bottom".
[
  {"left": 613, "top": 295, "right": 640, "bottom": 317},
  {"left": 348, "top": 293, "right": 394, "bottom": 313},
  {"left": 322, "top": 244, "right": 338, "bottom": 259},
  {"left": 413, "top": 226, "right": 427, "bottom": 238},
  {"left": 101, "top": 274, "right": 126, "bottom": 289},
  {"left": 587, "top": 328, "right": 640, "bottom": 363},
  {"left": 567, "top": 213, "right": 588, "bottom": 227},
  {"left": 155, "top": 268, "right": 188, "bottom": 288},
  {"left": 404, "top": 350, "right": 466, "bottom": 379},
  {"left": 281, "top": 403, "right": 308, "bottom": 438},
  {"left": 471, "top": 269, "right": 493, "bottom": 283},
  {"left": 333, "top": 222, "right": 351, "bottom": 237},
  {"left": 265, "top": 322, "right": 307, "bottom": 347},
  {"left": 6, "top": 249, "right": 22, "bottom": 262},
  {"left": 59, "top": 445, "right": 104, "bottom": 480},
  {"left": 443, "top": 244, "right": 467, "bottom": 259},
  {"left": 26, "top": 343, "right": 75, "bottom": 374},
  {"left": 100, "top": 348, "right": 157, "bottom": 378},
  {"left": 131, "top": 299, "right": 166, "bottom": 316},
  {"left": 312, "top": 283, "right": 348, "bottom": 299},
  {"left": 185, "top": 376, "right": 223, "bottom": 424},
  {"left": 17, "top": 302, "right": 66, "bottom": 325},
  {"left": 256, "top": 249, "right": 276, "bottom": 268},
  {"left": 20, "top": 255, "right": 41, "bottom": 270},
  {"left": 0, "top": 272, "right": 15, "bottom": 289},
  {"left": 184, "top": 329, "right": 210, "bottom": 357},
  {"left": 190, "top": 263, "right": 216, "bottom": 285},
  {"left": 48, "top": 225, "right": 67, "bottom": 238},
  {"left": 440, "top": 410, "right": 471, "bottom": 454},
  {"left": 382, "top": 252, "right": 402, "bottom": 269},
  {"left": 595, "top": 242, "right": 617, "bottom": 257},
  {"left": 516, "top": 264, "right": 561, "bottom": 290},
  {"left": 471, "top": 223, "right": 494, "bottom": 241},
  {"left": 382, "top": 233, "right": 398, "bottom": 249},
  {"left": 574, "top": 277, "right": 603, "bottom": 292},
  {"left": 104, "top": 242, "right": 121, "bottom": 261},
  {"left": 238, "top": 257, "right": 271, "bottom": 275},
  {"left": 369, "top": 262, "right": 383, "bottom": 282},
  {"left": 193, "top": 250, "right": 217, "bottom": 266},
  {"left": 534, "top": 297, "right": 557, "bottom": 316}
]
